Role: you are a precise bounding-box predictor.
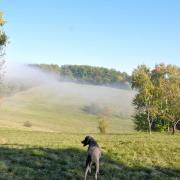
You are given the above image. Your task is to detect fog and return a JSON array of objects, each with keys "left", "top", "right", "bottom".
[
  {"left": 4, "top": 63, "right": 59, "bottom": 86},
  {"left": 3, "top": 63, "right": 135, "bottom": 118}
]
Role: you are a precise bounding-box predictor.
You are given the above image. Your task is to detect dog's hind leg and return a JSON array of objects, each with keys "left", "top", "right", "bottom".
[
  {"left": 84, "top": 155, "right": 91, "bottom": 180},
  {"left": 95, "top": 160, "right": 99, "bottom": 180}
]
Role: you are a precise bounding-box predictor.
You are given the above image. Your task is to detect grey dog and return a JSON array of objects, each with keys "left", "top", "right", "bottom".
[{"left": 81, "top": 136, "right": 101, "bottom": 180}]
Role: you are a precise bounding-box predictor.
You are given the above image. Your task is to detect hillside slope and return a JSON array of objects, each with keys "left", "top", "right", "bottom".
[{"left": 0, "top": 82, "right": 135, "bottom": 133}]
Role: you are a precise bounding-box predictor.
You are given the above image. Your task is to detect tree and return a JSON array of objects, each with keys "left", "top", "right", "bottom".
[
  {"left": 0, "top": 12, "right": 7, "bottom": 93},
  {"left": 132, "top": 64, "right": 180, "bottom": 134},
  {"left": 0, "top": 12, "right": 7, "bottom": 54},
  {"left": 159, "top": 65, "right": 180, "bottom": 134},
  {"left": 132, "top": 65, "right": 157, "bottom": 134}
]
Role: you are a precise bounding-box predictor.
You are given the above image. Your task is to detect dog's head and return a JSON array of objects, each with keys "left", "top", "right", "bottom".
[{"left": 81, "top": 136, "right": 94, "bottom": 146}]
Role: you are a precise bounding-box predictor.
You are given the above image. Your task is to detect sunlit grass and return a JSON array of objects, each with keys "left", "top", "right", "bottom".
[
  {"left": 0, "top": 129, "right": 179, "bottom": 179},
  {"left": 0, "top": 83, "right": 135, "bottom": 133},
  {"left": 0, "top": 83, "right": 179, "bottom": 179}
]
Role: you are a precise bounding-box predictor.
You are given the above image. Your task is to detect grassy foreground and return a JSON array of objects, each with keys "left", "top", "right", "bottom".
[{"left": 0, "top": 128, "right": 179, "bottom": 179}]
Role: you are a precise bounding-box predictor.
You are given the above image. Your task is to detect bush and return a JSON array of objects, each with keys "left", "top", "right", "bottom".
[
  {"left": 133, "top": 112, "right": 174, "bottom": 132},
  {"left": 155, "top": 124, "right": 168, "bottom": 132},
  {"left": 98, "top": 117, "right": 108, "bottom": 134},
  {"left": 23, "top": 121, "right": 32, "bottom": 128},
  {"left": 82, "top": 103, "right": 102, "bottom": 115},
  {"left": 82, "top": 104, "right": 112, "bottom": 117},
  {"left": 133, "top": 112, "right": 149, "bottom": 131}
]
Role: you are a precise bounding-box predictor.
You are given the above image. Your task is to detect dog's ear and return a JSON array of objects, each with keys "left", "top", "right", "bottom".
[
  {"left": 85, "top": 136, "right": 90, "bottom": 143},
  {"left": 86, "top": 136, "right": 94, "bottom": 145}
]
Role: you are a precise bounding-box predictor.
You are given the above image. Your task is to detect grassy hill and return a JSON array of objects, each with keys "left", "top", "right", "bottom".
[
  {"left": 0, "top": 81, "right": 179, "bottom": 179},
  {"left": 0, "top": 82, "right": 135, "bottom": 133}
]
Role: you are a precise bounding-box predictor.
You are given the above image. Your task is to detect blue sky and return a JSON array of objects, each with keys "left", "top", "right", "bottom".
[{"left": 1, "top": 0, "right": 180, "bottom": 74}]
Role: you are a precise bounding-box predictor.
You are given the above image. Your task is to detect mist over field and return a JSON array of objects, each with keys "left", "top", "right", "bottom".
[
  {"left": 0, "top": 63, "right": 136, "bottom": 133},
  {"left": 4, "top": 63, "right": 59, "bottom": 86}
]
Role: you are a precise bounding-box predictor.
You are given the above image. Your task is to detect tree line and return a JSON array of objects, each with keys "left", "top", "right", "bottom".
[
  {"left": 30, "top": 64, "right": 131, "bottom": 89},
  {"left": 132, "top": 64, "right": 180, "bottom": 134}
]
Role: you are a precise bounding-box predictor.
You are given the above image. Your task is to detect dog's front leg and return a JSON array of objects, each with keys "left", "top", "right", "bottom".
[
  {"left": 88, "top": 162, "right": 92, "bottom": 174},
  {"left": 84, "top": 156, "right": 91, "bottom": 180}
]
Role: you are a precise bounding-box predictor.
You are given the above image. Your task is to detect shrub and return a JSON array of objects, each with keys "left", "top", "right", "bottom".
[
  {"left": 133, "top": 112, "right": 149, "bottom": 131},
  {"left": 82, "top": 104, "right": 112, "bottom": 117},
  {"left": 23, "top": 121, "right": 32, "bottom": 128},
  {"left": 155, "top": 124, "right": 168, "bottom": 132},
  {"left": 82, "top": 103, "right": 102, "bottom": 115},
  {"left": 98, "top": 117, "right": 108, "bottom": 134}
]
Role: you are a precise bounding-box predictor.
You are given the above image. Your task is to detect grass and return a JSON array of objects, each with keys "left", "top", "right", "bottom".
[
  {"left": 0, "top": 82, "right": 135, "bottom": 133},
  {"left": 0, "top": 128, "right": 179, "bottom": 179},
  {"left": 0, "top": 82, "right": 179, "bottom": 179}
]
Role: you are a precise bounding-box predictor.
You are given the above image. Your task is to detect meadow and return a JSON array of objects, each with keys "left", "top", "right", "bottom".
[
  {"left": 0, "top": 82, "right": 179, "bottom": 179},
  {"left": 0, "top": 82, "right": 135, "bottom": 133},
  {"left": 0, "top": 129, "right": 179, "bottom": 179}
]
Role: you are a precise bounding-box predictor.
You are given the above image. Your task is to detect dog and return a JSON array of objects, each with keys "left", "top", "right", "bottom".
[{"left": 81, "top": 136, "right": 101, "bottom": 180}]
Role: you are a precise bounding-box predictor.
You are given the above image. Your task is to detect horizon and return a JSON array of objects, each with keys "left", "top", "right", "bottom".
[{"left": 1, "top": 0, "right": 180, "bottom": 74}]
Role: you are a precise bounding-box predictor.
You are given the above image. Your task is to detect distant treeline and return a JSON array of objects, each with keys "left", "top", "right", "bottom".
[{"left": 29, "top": 64, "right": 131, "bottom": 89}]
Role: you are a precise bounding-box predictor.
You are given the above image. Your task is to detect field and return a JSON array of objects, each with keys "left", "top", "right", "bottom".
[
  {"left": 0, "top": 129, "right": 179, "bottom": 179},
  {"left": 0, "top": 82, "right": 179, "bottom": 179},
  {"left": 0, "top": 82, "right": 135, "bottom": 133}
]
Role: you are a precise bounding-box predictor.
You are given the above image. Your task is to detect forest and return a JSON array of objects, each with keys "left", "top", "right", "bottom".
[{"left": 29, "top": 64, "right": 131, "bottom": 89}]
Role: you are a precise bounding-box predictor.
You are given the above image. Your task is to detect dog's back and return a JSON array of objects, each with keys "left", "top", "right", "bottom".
[{"left": 88, "top": 144, "right": 101, "bottom": 163}]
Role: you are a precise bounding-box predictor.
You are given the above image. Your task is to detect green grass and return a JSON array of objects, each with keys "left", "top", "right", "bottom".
[
  {"left": 0, "top": 129, "right": 179, "bottom": 179},
  {"left": 0, "top": 82, "right": 179, "bottom": 179},
  {"left": 0, "top": 82, "right": 135, "bottom": 133}
]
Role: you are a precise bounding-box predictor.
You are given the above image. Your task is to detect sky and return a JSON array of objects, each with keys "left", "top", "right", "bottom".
[{"left": 1, "top": 0, "right": 180, "bottom": 74}]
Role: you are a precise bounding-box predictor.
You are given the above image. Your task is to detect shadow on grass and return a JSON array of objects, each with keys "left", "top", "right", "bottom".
[{"left": 0, "top": 145, "right": 179, "bottom": 180}]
